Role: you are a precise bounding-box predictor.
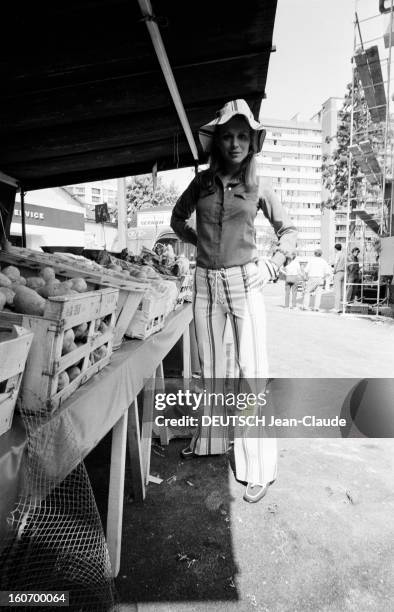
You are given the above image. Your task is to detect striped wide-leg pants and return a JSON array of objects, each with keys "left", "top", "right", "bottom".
[{"left": 191, "top": 262, "right": 277, "bottom": 487}]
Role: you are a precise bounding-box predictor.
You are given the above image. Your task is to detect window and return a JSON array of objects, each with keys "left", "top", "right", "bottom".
[
  {"left": 92, "top": 188, "right": 101, "bottom": 195},
  {"left": 92, "top": 196, "right": 101, "bottom": 203},
  {"left": 297, "top": 227, "right": 320, "bottom": 233}
]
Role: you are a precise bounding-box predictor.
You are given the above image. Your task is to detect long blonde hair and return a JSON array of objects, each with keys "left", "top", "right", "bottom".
[{"left": 204, "top": 123, "right": 258, "bottom": 192}]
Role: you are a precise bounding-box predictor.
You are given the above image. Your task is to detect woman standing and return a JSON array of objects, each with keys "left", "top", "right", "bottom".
[{"left": 170, "top": 100, "right": 297, "bottom": 503}]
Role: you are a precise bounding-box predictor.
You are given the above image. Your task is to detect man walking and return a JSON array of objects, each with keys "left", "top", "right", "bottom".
[
  {"left": 302, "top": 248, "right": 332, "bottom": 312},
  {"left": 332, "top": 243, "right": 346, "bottom": 312}
]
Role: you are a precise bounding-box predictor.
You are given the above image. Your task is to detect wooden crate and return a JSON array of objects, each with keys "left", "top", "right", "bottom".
[
  {"left": 370, "top": 305, "right": 393, "bottom": 316},
  {"left": 0, "top": 324, "right": 34, "bottom": 435},
  {"left": 125, "top": 288, "right": 172, "bottom": 340},
  {"left": 347, "top": 303, "right": 370, "bottom": 315},
  {"left": 112, "top": 287, "right": 145, "bottom": 350},
  {"left": 0, "top": 246, "right": 147, "bottom": 350},
  {"left": 0, "top": 288, "right": 119, "bottom": 414}
]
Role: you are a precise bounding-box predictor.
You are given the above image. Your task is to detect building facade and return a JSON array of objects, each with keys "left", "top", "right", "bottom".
[
  {"left": 11, "top": 188, "right": 85, "bottom": 249},
  {"left": 256, "top": 116, "right": 322, "bottom": 258},
  {"left": 66, "top": 179, "right": 118, "bottom": 209},
  {"left": 64, "top": 179, "right": 120, "bottom": 250}
]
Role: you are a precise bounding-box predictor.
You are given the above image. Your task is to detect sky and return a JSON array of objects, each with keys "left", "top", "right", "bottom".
[
  {"left": 260, "top": 0, "right": 355, "bottom": 120},
  {"left": 161, "top": 0, "right": 390, "bottom": 191}
]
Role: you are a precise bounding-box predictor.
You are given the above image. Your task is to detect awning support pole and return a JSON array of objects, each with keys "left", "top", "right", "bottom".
[
  {"left": 137, "top": 0, "right": 200, "bottom": 165},
  {"left": 20, "top": 187, "right": 26, "bottom": 247}
]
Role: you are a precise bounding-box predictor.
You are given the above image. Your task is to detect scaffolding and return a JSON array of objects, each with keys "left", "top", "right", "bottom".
[{"left": 343, "top": 0, "right": 394, "bottom": 316}]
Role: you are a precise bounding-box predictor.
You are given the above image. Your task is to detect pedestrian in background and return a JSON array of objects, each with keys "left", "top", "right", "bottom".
[
  {"left": 332, "top": 243, "right": 346, "bottom": 312},
  {"left": 283, "top": 252, "right": 302, "bottom": 309},
  {"left": 347, "top": 246, "right": 361, "bottom": 302},
  {"left": 302, "top": 248, "right": 331, "bottom": 312}
]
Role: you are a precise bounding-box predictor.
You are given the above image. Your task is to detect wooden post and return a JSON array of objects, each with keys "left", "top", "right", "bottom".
[
  {"left": 0, "top": 181, "right": 17, "bottom": 249},
  {"left": 141, "top": 374, "right": 156, "bottom": 485},
  {"left": 127, "top": 397, "right": 145, "bottom": 501},
  {"left": 116, "top": 177, "right": 128, "bottom": 251},
  {"left": 20, "top": 188, "right": 26, "bottom": 247},
  {"left": 106, "top": 411, "right": 128, "bottom": 577},
  {"left": 153, "top": 361, "right": 169, "bottom": 445}
]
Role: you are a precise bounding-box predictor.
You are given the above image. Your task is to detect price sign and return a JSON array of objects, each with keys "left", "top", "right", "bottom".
[{"left": 95, "top": 203, "right": 110, "bottom": 224}]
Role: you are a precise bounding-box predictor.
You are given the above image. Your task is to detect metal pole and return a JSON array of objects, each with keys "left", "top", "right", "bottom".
[
  {"left": 117, "top": 177, "right": 128, "bottom": 251},
  {"left": 20, "top": 187, "right": 26, "bottom": 248},
  {"left": 343, "top": 10, "right": 357, "bottom": 313},
  {"left": 378, "top": 0, "right": 394, "bottom": 313},
  {"left": 361, "top": 220, "right": 365, "bottom": 302},
  {"left": 355, "top": 12, "right": 365, "bottom": 51},
  {"left": 389, "top": 17, "right": 394, "bottom": 237},
  {"left": 390, "top": 144, "right": 394, "bottom": 236},
  {"left": 137, "top": 0, "right": 199, "bottom": 164}
]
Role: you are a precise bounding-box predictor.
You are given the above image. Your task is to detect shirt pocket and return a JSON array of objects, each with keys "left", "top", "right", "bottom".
[
  {"left": 197, "top": 188, "right": 220, "bottom": 222},
  {"left": 226, "top": 191, "right": 258, "bottom": 222}
]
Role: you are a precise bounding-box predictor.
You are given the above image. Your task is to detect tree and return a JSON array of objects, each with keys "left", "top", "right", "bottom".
[
  {"left": 322, "top": 79, "right": 364, "bottom": 210},
  {"left": 112, "top": 174, "right": 181, "bottom": 226},
  {"left": 126, "top": 175, "right": 180, "bottom": 226},
  {"left": 321, "top": 71, "right": 385, "bottom": 211}
]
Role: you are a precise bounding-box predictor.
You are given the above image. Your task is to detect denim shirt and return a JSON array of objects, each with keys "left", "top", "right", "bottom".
[{"left": 170, "top": 170, "right": 297, "bottom": 270}]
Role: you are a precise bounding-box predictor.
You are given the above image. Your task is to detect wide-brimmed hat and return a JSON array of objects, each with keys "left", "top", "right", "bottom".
[{"left": 198, "top": 99, "right": 266, "bottom": 154}]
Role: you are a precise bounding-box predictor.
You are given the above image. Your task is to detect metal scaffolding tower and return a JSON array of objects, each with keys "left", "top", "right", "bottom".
[{"left": 344, "top": 0, "right": 394, "bottom": 316}]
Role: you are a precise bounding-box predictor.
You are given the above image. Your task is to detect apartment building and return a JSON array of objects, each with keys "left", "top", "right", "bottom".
[
  {"left": 64, "top": 179, "right": 120, "bottom": 249},
  {"left": 66, "top": 179, "right": 118, "bottom": 209},
  {"left": 256, "top": 116, "right": 322, "bottom": 258}
]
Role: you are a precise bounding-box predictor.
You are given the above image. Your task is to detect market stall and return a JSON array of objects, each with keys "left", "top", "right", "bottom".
[
  {"left": 0, "top": 0, "right": 278, "bottom": 604},
  {"left": 0, "top": 241, "right": 195, "bottom": 600},
  {"left": 0, "top": 301, "right": 193, "bottom": 574}
]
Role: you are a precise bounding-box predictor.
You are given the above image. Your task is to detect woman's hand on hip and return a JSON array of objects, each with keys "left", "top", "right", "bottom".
[{"left": 258, "top": 258, "right": 279, "bottom": 285}]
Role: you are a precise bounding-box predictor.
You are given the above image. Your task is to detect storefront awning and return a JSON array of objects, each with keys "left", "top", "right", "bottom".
[{"left": 0, "top": 0, "right": 277, "bottom": 191}]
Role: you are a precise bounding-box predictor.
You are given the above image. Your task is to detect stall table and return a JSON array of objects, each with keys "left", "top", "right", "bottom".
[{"left": 0, "top": 303, "right": 193, "bottom": 577}]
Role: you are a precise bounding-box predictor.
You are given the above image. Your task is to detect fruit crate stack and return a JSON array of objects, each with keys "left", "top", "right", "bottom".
[
  {"left": 125, "top": 281, "right": 179, "bottom": 340},
  {"left": 0, "top": 246, "right": 148, "bottom": 349},
  {"left": 0, "top": 323, "right": 34, "bottom": 435},
  {"left": 0, "top": 287, "right": 119, "bottom": 414}
]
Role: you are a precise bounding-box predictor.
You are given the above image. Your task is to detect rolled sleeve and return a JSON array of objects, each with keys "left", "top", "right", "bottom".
[
  {"left": 170, "top": 179, "right": 198, "bottom": 247},
  {"left": 259, "top": 187, "right": 298, "bottom": 268}
]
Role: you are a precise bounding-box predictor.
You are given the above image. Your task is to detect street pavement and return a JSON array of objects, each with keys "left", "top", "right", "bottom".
[
  {"left": 117, "top": 281, "right": 394, "bottom": 612},
  {"left": 264, "top": 281, "right": 394, "bottom": 377}
]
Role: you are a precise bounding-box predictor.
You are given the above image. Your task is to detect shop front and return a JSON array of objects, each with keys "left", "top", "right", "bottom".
[{"left": 10, "top": 188, "right": 85, "bottom": 250}]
